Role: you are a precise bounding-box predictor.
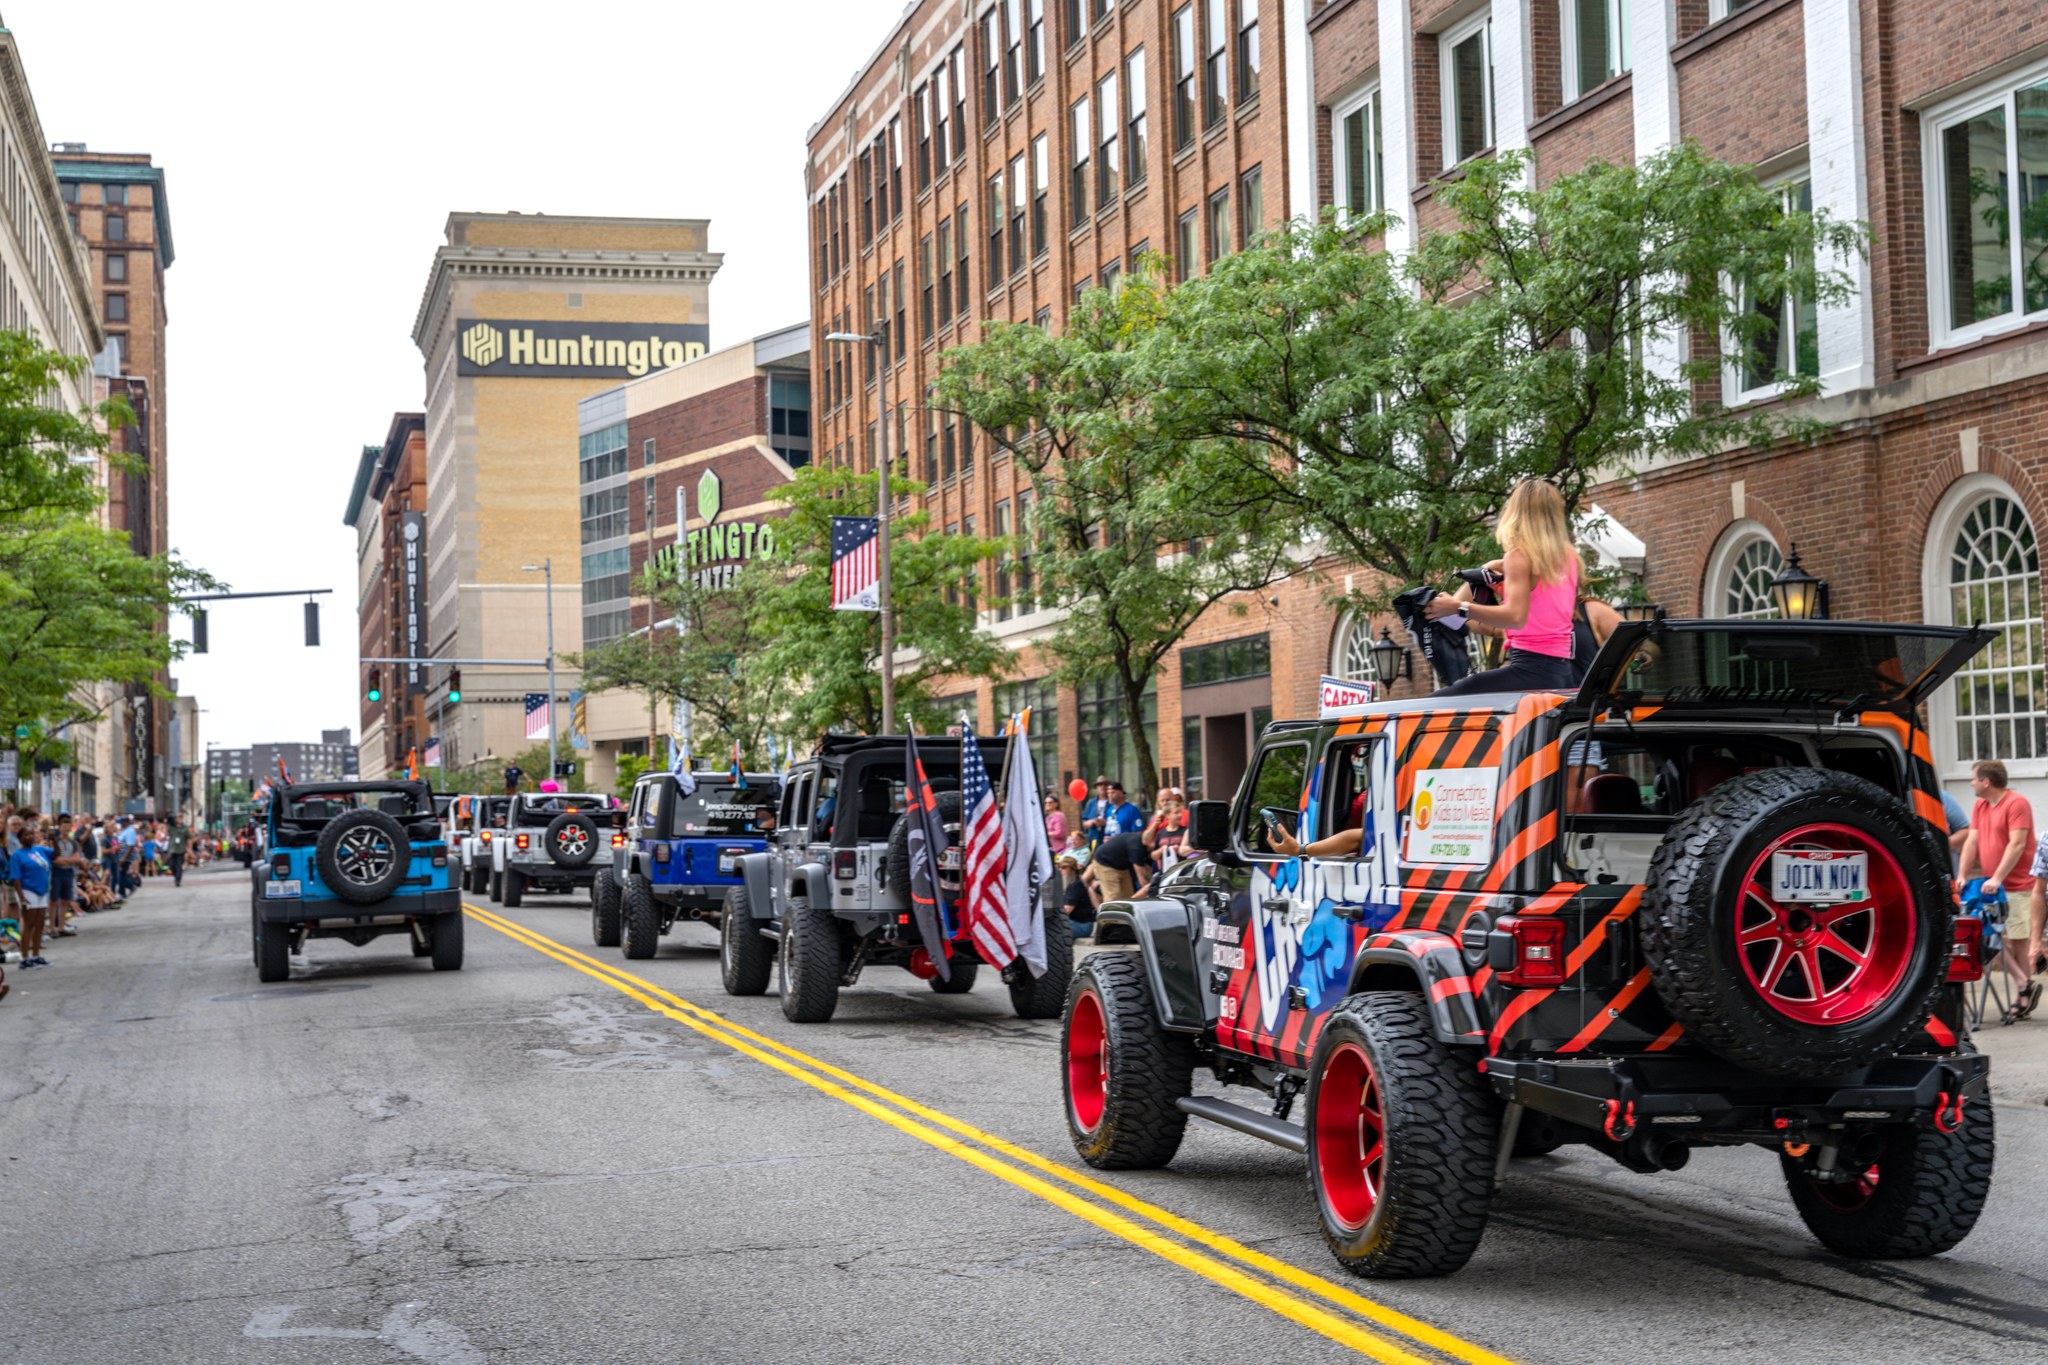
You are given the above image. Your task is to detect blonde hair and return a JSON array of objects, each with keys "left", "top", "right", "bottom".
[{"left": 1496, "top": 480, "right": 1573, "bottom": 585}]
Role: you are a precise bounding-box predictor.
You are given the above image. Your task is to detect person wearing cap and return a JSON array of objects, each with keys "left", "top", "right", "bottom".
[
  {"left": 1103, "top": 782, "right": 1145, "bottom": 838},
  {"left": 1080, "top": 776, "right": 1114, "bottom": 851}
]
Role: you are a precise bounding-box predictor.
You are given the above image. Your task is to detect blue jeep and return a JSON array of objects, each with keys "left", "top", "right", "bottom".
[
  {"left": 249, "top": 779, "right": 461, "bottom": 982},
  {"left": 593, "top": 770, "right": 781, "bottom": 961}
]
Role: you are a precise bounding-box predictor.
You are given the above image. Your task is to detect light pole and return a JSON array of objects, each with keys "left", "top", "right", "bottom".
[
  {"left": 521, "top": 560, "right": 558, "bottom": 779},
  {"left": 825, "top": 325, "right": 894, "bottom": 733}
]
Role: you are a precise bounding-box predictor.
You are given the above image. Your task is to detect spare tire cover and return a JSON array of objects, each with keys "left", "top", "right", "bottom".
[
  {"left": 1641, "top": 767, "right": 1954, "bottom": 1078},
  {"left": 885, "top": 789, "right": 966, "bottom": 905},
  {"left": 545, "top": 811, "right": 601, "bottom": 869},
  {"left": 316, "top": 809, "right": 411, "bottom": 905}
]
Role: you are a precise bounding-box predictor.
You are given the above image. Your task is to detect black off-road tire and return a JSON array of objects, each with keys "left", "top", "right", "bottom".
[
  {"left": 502, "top": 868, "right": 525, "bottom": 908},
  {"left": 621, "top": 874, "right": 661, "bottom": 960},
  {"left": 544, "top": 812, "right": 600, "bottom": 869},
  {"left": 778, "top": 893, "right": 842, "bottom": 1023},
  {"left": 590, "top": 868, "right": 621, "bottom": 947},
  {"left": 470, "top": 860, "right": 488, "bottom": 895},
  {"left": 885, "top": 790, "right": 965, "bottom": 904},
  {"left": 488, "top": 868, "right": 503, "bottom": 904},
  {"left": 256, "top": 917, "right": 291, "bottom": 983},
  {"left": 721, "top": 886, "right": 773, "bottom": 996},
  {"left": 315, "top": 809, "right": 410, "bottom": 906},
  {"left": 431, "top": 912, "right": 464, "bottom": 971},
  {"left": 1063, "top": 950, "right": 1197, "bottom": 1169},
  {"left": 1009, "top": 904, "right": 1074, "bottom": 1020},
  {"left": 1305, "top": 993, "right": 1497, "bottom": 1278},
  {"left": 1643, "top": 768, "right": 1954, "bottom": 1078},
  {"left": 929, "top": 961, "right": 980, "bottom": 993},
  {"left": 250, "top": 903, "right": 261, "bottom": 967},
  {"left": 1782, "top": 1101, "right": 1995, "bottom": 1258}
]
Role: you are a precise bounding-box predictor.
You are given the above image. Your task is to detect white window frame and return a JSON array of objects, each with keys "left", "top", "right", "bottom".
[
  {"left": 1440, "top": 11, "right": 1494, "bottom": 171},
  {"left": 1561, "top": 0, "right": 1631, "bottom": 104},
  {"left": 1331, "top": 82, "right": 1383, "bottom": 222},
  {"left": 1702, "top": 521, "right": 1784, "bottom": 621},
  {"left": 1707, "top": 0, "right": 1758, "bottom": 22},
  {"left": 1921, "top": 57, "right": 2048, "bottom": 351},
  {"left": 1723, "top": 167, "right": 1816, "bottom": 407}
]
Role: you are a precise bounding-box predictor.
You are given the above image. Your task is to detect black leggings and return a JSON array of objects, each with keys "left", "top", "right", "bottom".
[{"left": 1431, "top": 648, "right": 1578, "bottom": 697}]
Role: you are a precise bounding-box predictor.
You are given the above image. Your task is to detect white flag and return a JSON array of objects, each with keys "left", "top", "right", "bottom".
[{"left": 999, "top": 716, "right": 1055, "bottom": 977}]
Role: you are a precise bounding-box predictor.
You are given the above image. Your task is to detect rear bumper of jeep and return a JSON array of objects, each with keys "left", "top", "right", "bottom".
[
  {"left": 259, "top": 887, "right": 463, "bottom": 924},
  {"left": 1482, "top": 1051, "right": 1990, "bottom": 1143}
]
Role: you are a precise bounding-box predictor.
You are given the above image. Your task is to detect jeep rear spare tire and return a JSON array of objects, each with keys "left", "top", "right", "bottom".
[
  {"left": 315, "top": 809, "right": 409, "bottom": 906},
  {"left": 545, "top": 812, "right": 600, "bottom": 869},
  {"left": 1009, "top": 902, "right": 1073, "bottom": 1020},
  {"left": 1642, "top": 768, "right": 1954, "bottom": 1078},
  {"left": 885, "top": 790, "right": 965, "bottom": 904}
]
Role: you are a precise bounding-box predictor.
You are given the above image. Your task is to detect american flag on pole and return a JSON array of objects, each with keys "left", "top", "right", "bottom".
[
  {"left": 958, "top": 725, "right": 1015, "bottom": 967},
  {"left": 423, "top": 736, "right": 442, "bottom": 769},
  {"left": 524, "top": 692, "right": 551, "bottom": 740},
  {"left": 830, "top": 516, "right": 881, "bottom": 612}
]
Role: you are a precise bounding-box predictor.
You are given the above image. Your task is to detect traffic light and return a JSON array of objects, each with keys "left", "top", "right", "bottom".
[
  {"left": 367, "top": 666, "right": 383, "bottom": 703},
  {"left": 190, "top": 608, "right": 208, "bottom": 654},
  {"left": 447, "top": 667, "right": 462, "bottom": 703},
  {"left": 304, "top": 600, "right": 321, "bottom": 647}
]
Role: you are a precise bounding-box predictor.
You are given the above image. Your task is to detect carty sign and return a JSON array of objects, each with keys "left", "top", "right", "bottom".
[{"left": 456, "top": 319, "right": 711, "bottom": 378}]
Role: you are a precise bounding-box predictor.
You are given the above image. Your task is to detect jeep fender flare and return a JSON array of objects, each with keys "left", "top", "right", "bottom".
[
  {"left": 1092, "top": 898, "right": 1209, "bottom": 1033},
  {"left": 737, "top": 852, "right": 807, "bottom": 922},
  {"left": 1348, "top": 930, "right": 1487, "bottom": 1045}
]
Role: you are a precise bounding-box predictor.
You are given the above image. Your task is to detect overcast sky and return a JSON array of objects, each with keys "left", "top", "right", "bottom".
[{"left": 8, "top": 0, "right": 907, "bottom": 752}]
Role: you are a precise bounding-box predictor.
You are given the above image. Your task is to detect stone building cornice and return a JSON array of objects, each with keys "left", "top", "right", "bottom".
[{"left": 412, "top": 243, "right": 725, "bottom": 349}]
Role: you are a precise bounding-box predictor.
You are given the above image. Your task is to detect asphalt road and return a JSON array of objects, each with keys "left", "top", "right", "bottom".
[{"left": 4, "top": 863, "right": 2046, "bottom": 1364}]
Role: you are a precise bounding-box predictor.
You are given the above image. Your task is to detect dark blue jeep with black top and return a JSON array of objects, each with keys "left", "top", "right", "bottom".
[
  {"left": 249, "top": 779, "right": 461, "bottom": 982},
  {"left": 593, "top": 770, "right": 781, "bottom": 961}
]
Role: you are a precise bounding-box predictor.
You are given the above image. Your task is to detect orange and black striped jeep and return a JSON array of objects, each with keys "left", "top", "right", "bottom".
[{"left": 1062, "top": 619, "right": 1996, "bottom": 1278}]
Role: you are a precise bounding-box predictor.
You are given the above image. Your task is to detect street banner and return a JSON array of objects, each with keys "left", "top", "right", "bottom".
[
  {"left": 423, "top": 737, "right": 442, "bottom": 769},
  {"left": 830, "top": 516, "right": 881, "bottom": 611},
  {"left": 524, "top": 692, "right": 551, "bottom": 741},
  {"left": 958, "top": 725, "right": 1014, "bottom": 968},
  {"left": 999, "top": 710, "right": 1055, "bottom": 976},
  {"left": 902, "top": 727, "right": 954, "bottom": 982},
  {"left": 569, "top": 691, "right": 589, "bottom": 750}
]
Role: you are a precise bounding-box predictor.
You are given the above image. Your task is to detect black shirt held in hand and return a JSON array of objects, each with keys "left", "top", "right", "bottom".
[{"left": 1092, "top": 831, "right": 1156, "bottom": 874}]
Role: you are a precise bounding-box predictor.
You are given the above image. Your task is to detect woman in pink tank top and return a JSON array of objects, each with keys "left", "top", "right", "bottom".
[{"left": 1424, "top": 480, "right": 1582, "bottom": 695}]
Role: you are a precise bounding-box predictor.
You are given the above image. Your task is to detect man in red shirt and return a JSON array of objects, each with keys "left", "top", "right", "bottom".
[{"left": 1956, "top": 759, "right": 2039, "bottom": 1019}]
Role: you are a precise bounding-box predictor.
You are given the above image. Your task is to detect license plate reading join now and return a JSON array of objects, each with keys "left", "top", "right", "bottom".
[
  {"left": 264, "top": 879, "right": 302, "bottom": 899},
  {"left": 1771, "top": 851, "right": 1869, "bottom": 903}
]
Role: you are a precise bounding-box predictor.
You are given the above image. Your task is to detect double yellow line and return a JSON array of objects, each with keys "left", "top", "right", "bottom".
[{"left": 463, "top": 902, "right": 1513, "bottom": 1365}]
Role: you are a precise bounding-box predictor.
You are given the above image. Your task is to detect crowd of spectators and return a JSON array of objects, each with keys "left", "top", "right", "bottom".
[
  {"left": 1050, "top": 777, "right": 1198, "bottom": 941},
  {"left": 1, "top": 806, "right": 210, "bottom": 999}
]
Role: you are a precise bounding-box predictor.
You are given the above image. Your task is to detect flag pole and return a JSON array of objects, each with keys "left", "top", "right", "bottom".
[{"left": 876, "top": 326, "right": 894, "bottom": 735}]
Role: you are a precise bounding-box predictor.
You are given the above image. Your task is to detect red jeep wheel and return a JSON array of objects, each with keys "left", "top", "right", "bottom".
[
  {"left": 1311, "top": 1042, "right": 1385, "bottom": 1232},
  {"left": 1066, "top": 986, "right": 1108, "bottom": 1134},
  {"left": 1806, "top": 1163, "right": 1880, "bottom": 1214},
  {"left": 1735, "top": 825, "right": 1916, "bottom": 1027}
]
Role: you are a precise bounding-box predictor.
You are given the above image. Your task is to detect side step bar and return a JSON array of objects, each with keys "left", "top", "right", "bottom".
[{"left": 1177, "top": 1096, "right": 1307, "bottom": 1153}]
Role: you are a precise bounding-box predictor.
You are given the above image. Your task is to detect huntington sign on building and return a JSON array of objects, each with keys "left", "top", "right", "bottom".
[{"left": 412, "top": 212, "right": 722, "bottom": 772}]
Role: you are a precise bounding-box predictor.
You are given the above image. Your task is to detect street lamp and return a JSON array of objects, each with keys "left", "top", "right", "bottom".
[
  {"left": 1769, "top": 544, "right": 1830, "bottom": 621},
  {"left": 1617, "top": 601, "right": 1662, "bottom": 623},
  {"left": 520, "top": 560, "right": 558, "bottom": 779},
  {"left": 825, "top": 325, "right": 896, "bottom": 734},
  {"left": 1370, "top": 627, "right": 1411, "bottom": 692}
]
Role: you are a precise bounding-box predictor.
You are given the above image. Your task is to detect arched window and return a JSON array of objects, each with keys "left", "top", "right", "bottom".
[
  {"left": 1331, "top": 611, "right": 1384, "bottom": 685},
  {"left": 1704, "top": 522, "right": 1783, "bottom": 620},
  {"left": 1945, "top": 493, "right": 2044, "bottom": 763}
]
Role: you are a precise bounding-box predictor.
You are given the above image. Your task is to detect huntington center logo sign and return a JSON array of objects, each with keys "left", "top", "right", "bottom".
[
  {"left": 650, "top": 469, "right": 778, "bottom": 590},
  {"left": 455, "top": 318, "right": 711, "bottom": 378}
]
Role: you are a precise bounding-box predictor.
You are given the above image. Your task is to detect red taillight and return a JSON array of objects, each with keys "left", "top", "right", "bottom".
[
  {"left": 270, "top": 854, "right": 290, "bottom": 878},
  {"left": 1498, "top": 915, "right": 1566, "bottom": 987},
  {"left": 834, "top": 851, "right": 857, "bottom": 880},
  {"left": 480, "top": 831, "right": 492, "bottom": 843},
  {"left": 611, "top": 833, "right": 625, "bottom": 848},
  {"left": 1948, "top": 917, "right": 1986, "bottom": 983},
  {"left": 654, "top": 843, "right": 671, "bottom": 864},
  {"left": 516, "top": 834, "right": 530, "bottom": 851}
]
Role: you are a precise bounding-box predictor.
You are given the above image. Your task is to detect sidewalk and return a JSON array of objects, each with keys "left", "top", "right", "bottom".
[{"left": 1980, "top": 1016, "right": 2048, "bottom": 1108}]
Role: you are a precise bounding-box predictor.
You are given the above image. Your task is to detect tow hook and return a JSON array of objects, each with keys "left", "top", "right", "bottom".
[
  {"left": 1602, "top": 1099, "right": 1638, "bottom": 1142},
  {"left": 1934, "top": 1090, "right": 1966, "bottom": 1134}
]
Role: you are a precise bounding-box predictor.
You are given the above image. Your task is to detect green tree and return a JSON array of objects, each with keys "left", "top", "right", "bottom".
[
  {"left": 1141, "top": 144, "right": 1866, "bottom": 604},
  {"left": 752, "top": 462, "right": 1008, "bottom": 739},
  {"left": 932, "top": 268, "right": 1300, "bottom": 803}
]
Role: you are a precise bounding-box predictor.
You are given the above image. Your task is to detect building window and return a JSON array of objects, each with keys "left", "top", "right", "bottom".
[
  {"left": 994, "top": 677, "right": 1059, "bottom": 760},
  {"left": 920, "top": 234, "right": 936, "bottom": 337},
  {"left": 864, "top": 284, "right": 879, "bottom": 380},
  {"left": 1207, "top": 187, "right": 1232, "bottom": 262},
  {"left": 579, "top": 425, "right": 628, "bottom": 484},
  {"left": 106, "top": 251, "right": 127, "bottom": 283},
  {"left": 60, "top": 180, "right": 78, "bottom": 204},
  {"left": 1071, "top": 95, "right": 1093, "bottom": 226},
  {"left": 104, "top": 214, "right": 127, "bottom": 243},
  {"left": 894, "top": 258, "right": 908, "bottom": 362},
  {"left": 983, "top": 9, "right": 1003, "bottom": 128},
  {"left": 1240, "top": 166, "right": 1263, "bottom": 245},
  {"left": 1010, "top": 153, "right": 1029, "bottom": 274},
  {"left": 1015, "top": 489, "right": 1037, "bottom": 608},
  {"left": 1129, "top": 239, "right": 1150, "bottom": 278},
  {"left": 1073, "top": 276, "right": 1091, "bottom": 309},
  {"left": 1236, "top": 0, "right": 1259, "bottom": 103},
  {"left": 1005, "top": 0, "right": 1024, "bottom": 104},
  {"left": 1709, "top": 0, "right": 1761, "bottom": 18},
  {"left": 959, "top": 415, "right": 976, "bottom": 477},
  {"left": 1173, "top": 6, "right": 1197, "bottom": 149},
  {"left": 1203, "top": 0, "right": 1229, "bottom": 127},
  {"left": 888, "top": 118, "right": 904, "bottom": 218},
  {"left": 1103, "top": 259, "right": 1123, "bottom": 293},
  {"left": 988, "top": 171, "right": 1007, "bottom": 289},
  {"left": 1947, "top": 494, "right": 2045, "bottom": 763},
  {"left": 1734, "top": 176, "right": 1819, "bottom": 398},
  {"left": 581, "top": 546, "right": 632, "bottom": 613},
  {"left": 1097, "top": 70, "right": 1122, "bottom": 207},
  {"left": 1031, "top": 134, "right": 1050, "bottom": 257},
  {"left": 1929, "top": 74, "right": 2048, "bottom": 343},
  {"left": 771, "top": 375, "right": 812, "bottom": 468},
  {"left": 1182, "top": 633, "right": 1270, "bottom": 687},
  {"left": 1065, "top": 0, "right": 1088, "bottom": 46},
  {"left": 859, "top": 149, "right": 875, "bottom": 243},
  {"left": 916, "top": 83, "right": 933, "bottom": 188},
  {"left": 643, "top": 437, "right": 656, "bottom": 467},
  {"left": 1442, "top": 13, "right": 1495, "bottom": 168},
  {"left": 956, "top": 201, "right": 971, "bottom": 311},
  {"left": 104, "top": 184, "right": 127, "bottom": 206},
  {"left": 935, "top": 62, "right": 954, "bottom": 168},
  {"left": 1562, "top": 0, "right": 1630, "bottom": 103},
  {"left": 937, "top": 220, "right": 955, "bottom": 324},
  {"left": 1177, "top": 208, "right": 1198, "bottom": 281},
  {"left": 1077, "top": 676, "right": 1158, "bottom": 792},
  {"left": 580, "top": 486, "right": 631, "bottom": 543},
  {"left": 951, "top": 46, "right": 970, "bottom": 158},
  {"left": 1333, "top": 87, "right": 1384, "bottom": 219},
  {"left": 104, "top": 292, "right": 128, "bottom": 322},
  {"left": 107, "top": 333, "right": 127, "bottom": 365},
  {"left": 942, "top": 408, "right": 957, "bottom": 479},
  {"left": 1028, "top": 0, "right": 1046, "bottom": 83},
  {"left": 1716, "top": 533, "right": 1784, "bottom": 619},
  {"left": 994, "top": 499, "right": 1014, "bottom": 619},
  {"left": 1330, "top": 613, "right": 1386, "bottom": 686},
  {"left": 1125, "top": 48, "right": 1150, "bottom": 189}
]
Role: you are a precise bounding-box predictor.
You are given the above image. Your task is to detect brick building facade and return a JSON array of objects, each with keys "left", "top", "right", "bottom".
[{"left": 344, "top": 413, "right": 432, "bottom": 779}]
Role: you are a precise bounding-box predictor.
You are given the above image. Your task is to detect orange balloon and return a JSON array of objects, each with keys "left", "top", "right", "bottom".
[{"left": 1067, "top": 778, "right": 1088, "bottom": 802}]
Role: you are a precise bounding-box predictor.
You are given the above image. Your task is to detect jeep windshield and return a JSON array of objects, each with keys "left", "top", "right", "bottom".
[
  {"left": 278, "top": 787, "right": 428, "bottom": 821},
  {"left": 513, "top": 795, "right": 607, "bottom": 827},
  {"left": 675, "top": 781, "right": 779, "bottom": 836},
  {"left": 1573, "top": 620, "right": 1992, "bottom": 716}
]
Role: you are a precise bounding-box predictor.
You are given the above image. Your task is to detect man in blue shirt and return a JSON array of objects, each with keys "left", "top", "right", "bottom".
[
  {"left": 1104, "top": 782, "right": 1145, "bottom": 837},
  {"left": 7, "top": 823, "right": 54, "bottom": 968},
  {"left": 1080, "top": 775, "right": 1114, "bottom": 850}
]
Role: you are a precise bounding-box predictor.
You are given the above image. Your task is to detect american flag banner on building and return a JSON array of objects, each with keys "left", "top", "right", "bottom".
[
  {"left": 524, "top": 692, "right": 551, "bottom": 741},
  {"left": 423, "top": 737, "right": 442, "bottom": 769},
  {"left": 830, "top": 516, "right": 881, "bottom": 612},
  {"left": 958, "top": 725, "right": 1015, "bottom": 968}
]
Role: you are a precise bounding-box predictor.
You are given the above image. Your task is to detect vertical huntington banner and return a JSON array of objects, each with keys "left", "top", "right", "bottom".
[{"left": 402, "top": 512, "right": 427, "bottom": 687}]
